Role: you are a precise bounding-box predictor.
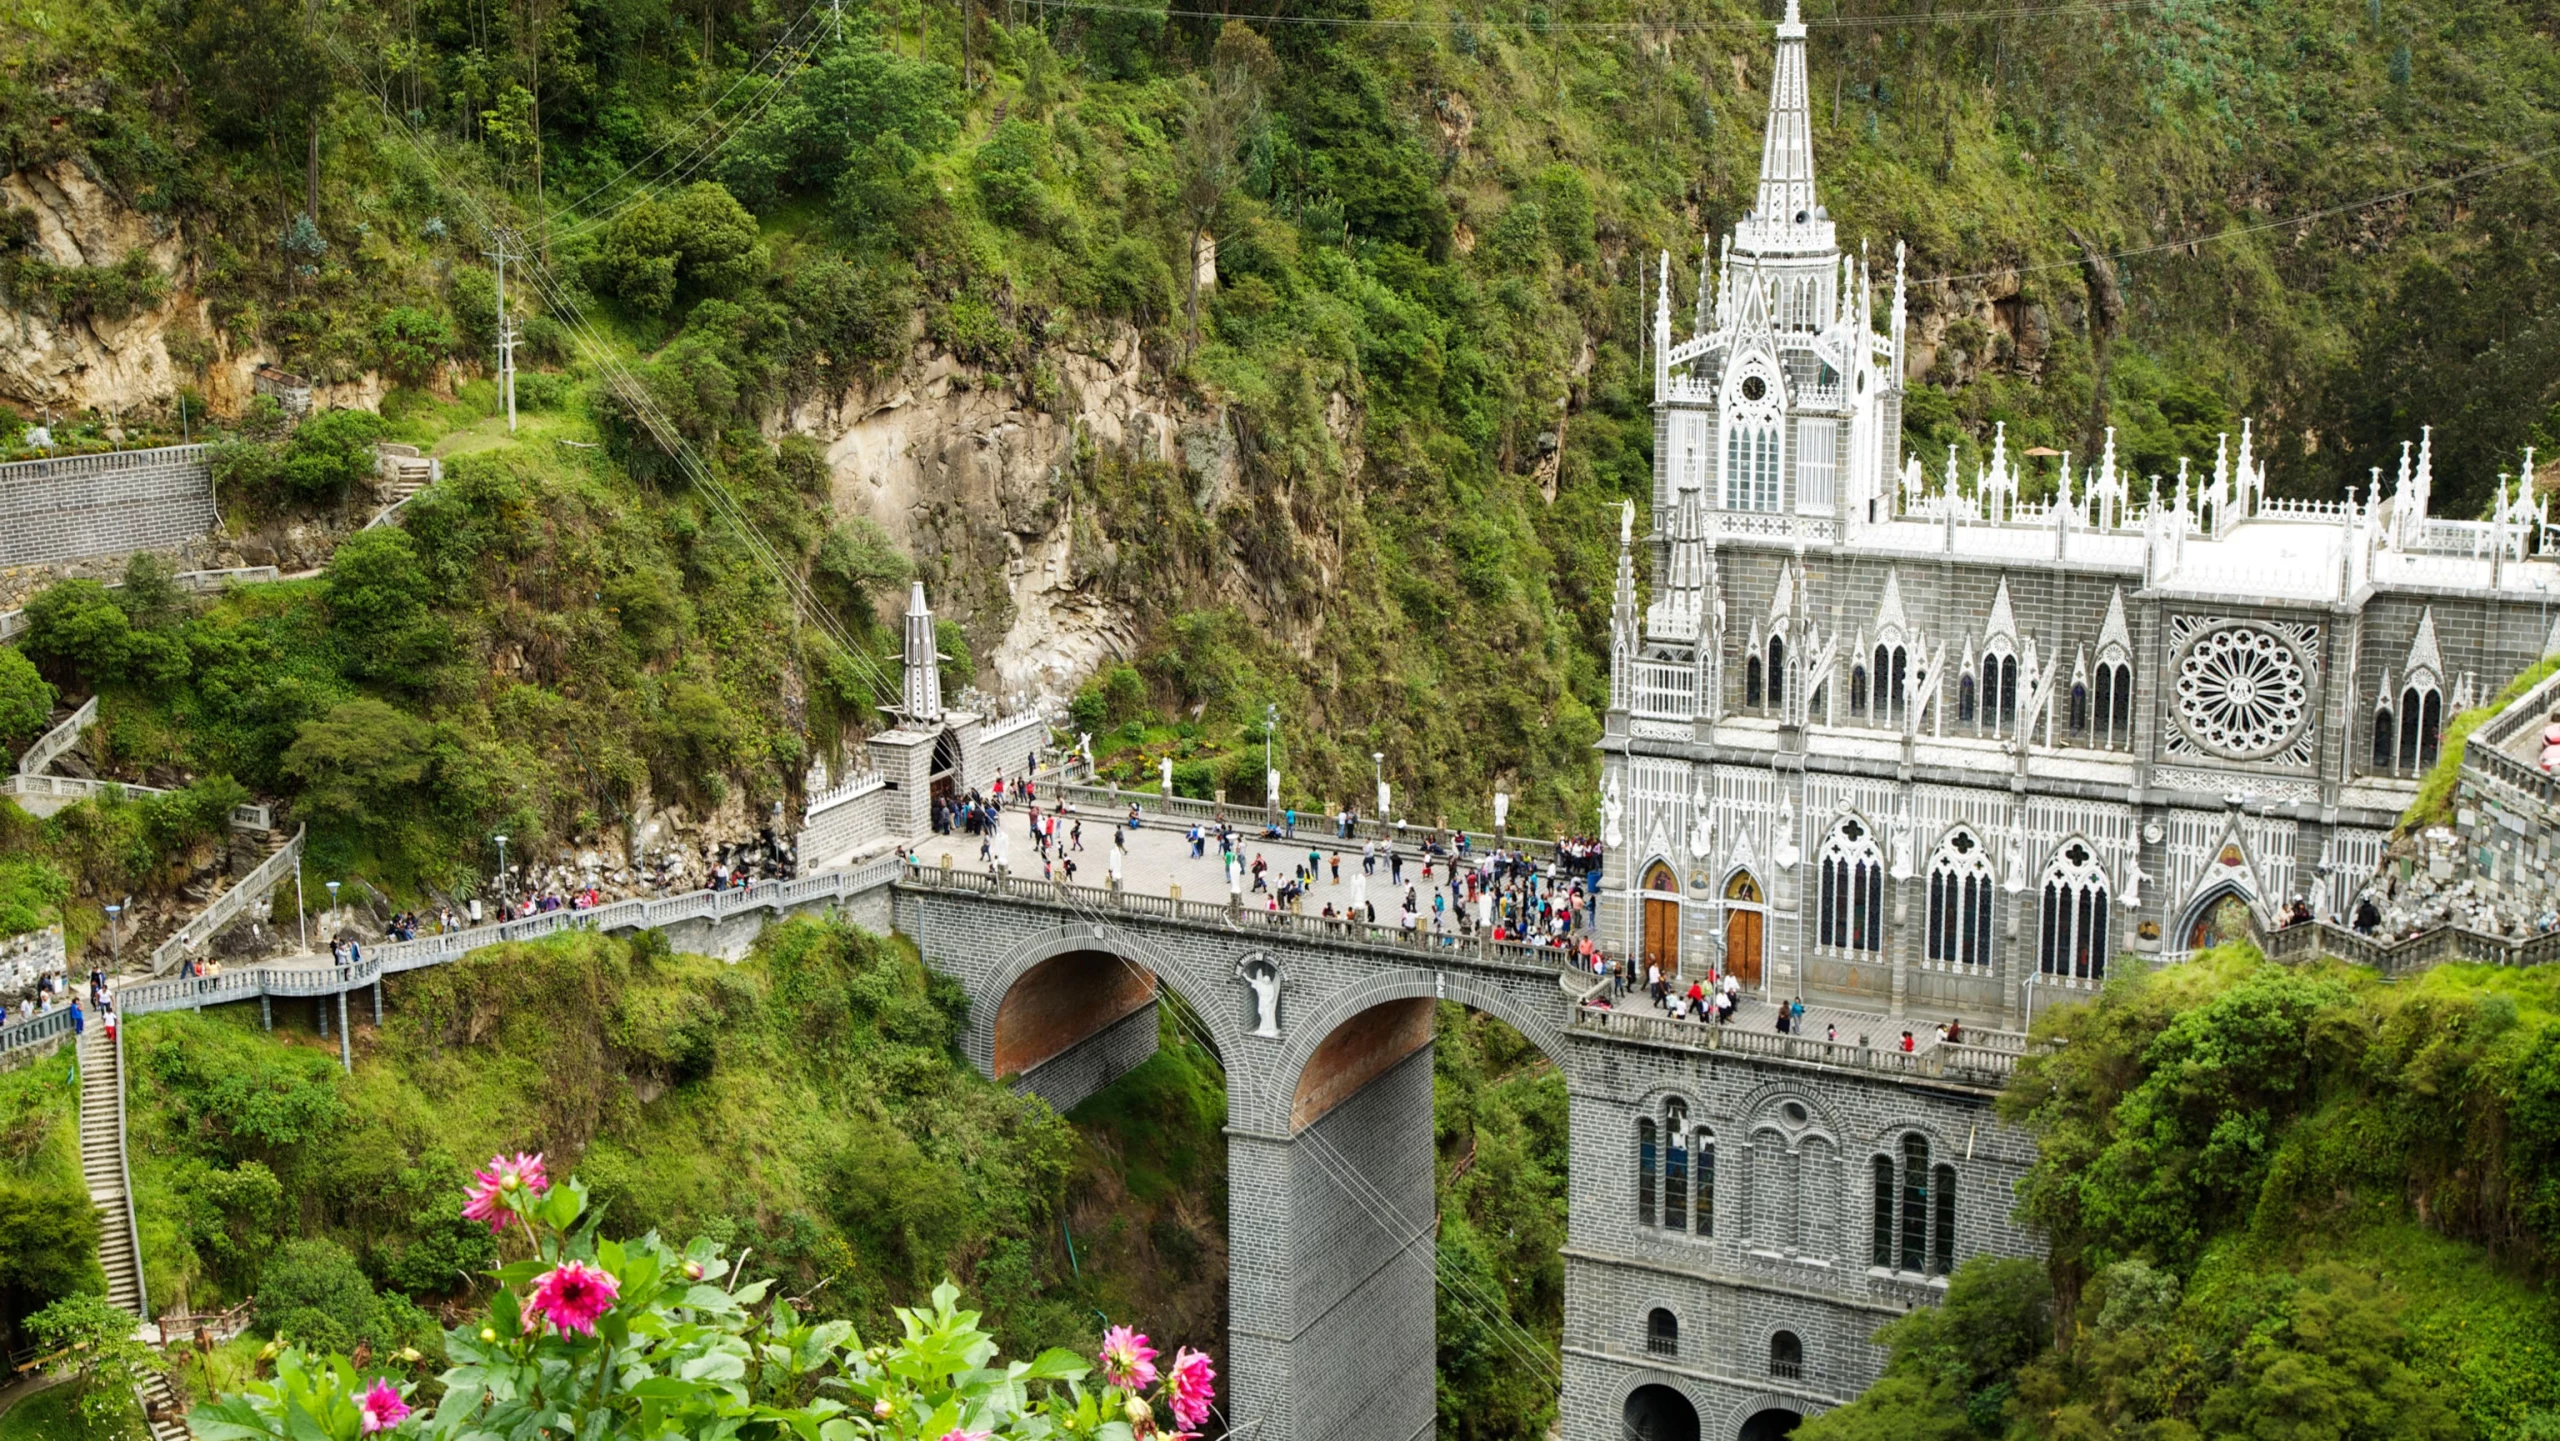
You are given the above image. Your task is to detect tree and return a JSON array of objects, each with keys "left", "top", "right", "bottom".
[
  {"left": 591, "top": 183, "right": 765, "bottom": 317},
  {"left": 19, "top": 579, "right": 133, "bottom": 689},
  {"left": 373, "top": 306, "right": 457, "bottom": 385},
  {"left": 281, "top": 699, "right": 436, "bottom": 829},
  {"left": 0, "top": 1184, "right": 99, "bottom": 1345},
  {"left": 281, "top": 410, "right": 390, "bottom": 504},
  {"left": 1176, "top": 23, "right": 1273, "bottom": 358},
  {"left": 324, "top": 529, "right": 445, "bottom": 681},
  {"left": 0, "top": 646, "right": 54, "bottom": 754},
  {"left": 174, "top": 0, "right": 334, "bottom": 224},
  {"left": 257, "top": 1239, "right": 382, "bottom": 1354},
  {"left": 27, "top": 1292, "right": 158, "bottom": 1430}
]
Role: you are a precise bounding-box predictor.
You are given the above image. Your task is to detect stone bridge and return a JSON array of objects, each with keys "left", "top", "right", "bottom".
[{"left": 48, "top": 811, "right": 2043, "bottom": 1441}]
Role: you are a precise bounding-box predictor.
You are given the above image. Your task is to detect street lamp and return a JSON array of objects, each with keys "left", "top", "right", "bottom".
[
  {"left": 494, "top": 834, "right": 510, "bottom": 904},
  {"left": 104, "top": 902, "right": 122, "bottom": 967},
  {"left": 1372, "top": 752, "right": 1388, "bottom": 821},
  {"left": 324, "top": 881, "right": 341, "bottom": 936}
]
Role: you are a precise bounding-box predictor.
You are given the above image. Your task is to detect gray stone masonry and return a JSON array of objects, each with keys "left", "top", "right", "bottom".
[{"left": 0, "top": 445, "right": 216, "bottom": 568}]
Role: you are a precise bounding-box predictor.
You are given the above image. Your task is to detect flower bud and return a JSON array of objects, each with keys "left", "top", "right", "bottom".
[
  {"left": 480, "top": 1327, "right": 499, "bottom": 1344},
  {"left": 1125, "top": 1397, "right": 1153, "bottom": 1426},
  {"left": 683, "top": 1261, "right": 705, "bottom": 1281},
  {"left": 397, "top": 1347, "right": 424, "bottom": 1363},
  {"left": 873, "top": 1400, "right": 895, "bottom": 1419}
]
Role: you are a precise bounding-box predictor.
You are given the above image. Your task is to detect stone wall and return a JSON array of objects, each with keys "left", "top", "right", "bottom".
[
  {"left": 1558, "top": 1029, "right": 2037, "bottom": 1441},
  {"left": 0, "top": 444, "right": 215, "bottom": 568},
  {"left": 0, "top": 926, "right": 66, "bottom": 996}
]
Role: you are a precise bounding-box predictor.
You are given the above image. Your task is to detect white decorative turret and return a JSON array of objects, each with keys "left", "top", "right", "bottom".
[
  {"left": 902, "top": 581, "right": 943, "bottom": 723},
  {"left": 1738, "top": 0, "right": 1831, "bottom": 259}
]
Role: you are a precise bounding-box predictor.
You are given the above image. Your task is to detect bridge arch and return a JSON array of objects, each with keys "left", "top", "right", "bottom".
[
  {"left": 1268, "top": 966, "right": 1569, "bottom": 1134},
  {"left": 1615, "top": 1374, "right": 1711, "bottom": 1441},
  {"left": 969, "top": 921, "right": 1240, "bottom": 1105}
]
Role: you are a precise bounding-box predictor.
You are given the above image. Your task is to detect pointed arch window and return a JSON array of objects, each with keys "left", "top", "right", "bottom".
[
  {"left": 2093, "top": 660, "right": 2135, "bottom": 748},
  {"left": 2399, "top": 683, "right": 2443, "bottom": 770},
  {"left": 1693, "top": 1127, "right": 1716, "bottom": 1236},
  {"left": 1869, "top": 1157, "right": 1895, "bottom": 1267},
  {"left": 1745, "top": 655, "right": 1763, "bottom": 708},
  {"left": 1850, "top": 664, "right": 1868, "bottom": 717},
  {"left": 1957, "top": 673, "right": 1976, "bottom": 724},
  {"left": 1663, "top": 1099, "right": 1690, "bottom": 1231},
  {"left": 1767, "top": 636, "right": 1787, "bottom": 710},
  {"left": 1898, "top": 1134, "right": 1930, "bottom": 1272},
  {"left": 2069, "top": 682, "right": 2089, "bottom": 734},
  {"left": 1637, "top": 1117, "right": 1658, "bottom": 1225},
  {"left": 1818, "top": 819, "right": 1884, "bottom": 954},
  {"left": 2373, "top": 703, "right": 2395, "bottom": 769},
  {"left": 1873, "top": 643, "right": 1909, "bottom": 725},
  {"left": 1925, "top": 830, "right": 1994, "bottom": 970},
  {"left": 1931, "top": 1164, "right": 1957, "bottom": 1276},
  {"left": 2037, "top": 841, "right": 2111, "bottom": 983}
]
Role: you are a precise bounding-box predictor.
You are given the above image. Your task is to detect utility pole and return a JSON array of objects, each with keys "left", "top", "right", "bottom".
[{"left": 485, "top": 227, "right": 520, "bottom": 433}]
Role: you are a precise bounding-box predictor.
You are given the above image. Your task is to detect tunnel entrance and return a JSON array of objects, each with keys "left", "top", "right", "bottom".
[{"left": 1625, "top": 1384, "right": 1701, "bottom": 1441}]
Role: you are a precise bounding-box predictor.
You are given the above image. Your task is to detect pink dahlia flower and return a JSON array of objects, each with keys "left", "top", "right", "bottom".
[
  {"left": 461, "top": 1151, "right": 549, "bottom": 1232},
  {"left": 938, "top": 1430, "right": 991, "bottom": 1441},
  {"left": 356, "top": 1380, "right": 411, "bottom": 1433},
  {"left": 1167, "top": 1347, "right": 1217, "bottom": 1432},
  {"left": 1100, "top": 1325, "right": 1160, "bottom": 1390},
  {"left": 526, "top": 1259, "right": 620, "bottom": 1336}
]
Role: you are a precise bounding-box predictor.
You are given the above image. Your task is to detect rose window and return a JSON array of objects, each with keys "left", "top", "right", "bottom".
[{"left": 2174, "top": 626, "right": 2309, "bottom": 759}]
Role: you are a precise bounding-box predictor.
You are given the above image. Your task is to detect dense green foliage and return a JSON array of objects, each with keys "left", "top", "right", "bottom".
[
  {"left": 126, "top": 920, "right": 1119, "bottom": 1365},
  {"left": 0, "top": 1054, "right": 99, "bottom": 1351},
  {"left": 1801, "top": 951, "right": 2560, "bottom": 1441},
  {"left": 1433, "top": 1005, "right": 1568, "bottom": 1441}
]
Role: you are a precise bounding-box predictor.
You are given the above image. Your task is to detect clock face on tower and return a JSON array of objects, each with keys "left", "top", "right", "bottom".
[{"left": 1741, "top": 374, "right": 1767, "bottom": 402}]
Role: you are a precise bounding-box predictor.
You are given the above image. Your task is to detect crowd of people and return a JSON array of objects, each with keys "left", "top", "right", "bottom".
[{"left": 0, "top": 966, "right": 87, "bottom": 1031}]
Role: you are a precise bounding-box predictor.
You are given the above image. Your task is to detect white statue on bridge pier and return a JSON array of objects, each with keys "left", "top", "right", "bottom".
[{"left": 1240, "top": 957, "right": 1282, "bottom": 1038}]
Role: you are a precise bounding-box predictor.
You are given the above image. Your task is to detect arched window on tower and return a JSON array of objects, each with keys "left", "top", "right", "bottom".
[
  {"left": 1899, "top": 1135, "right": 1930, "bottom": 1272},
  {"left": 1999, "top": 655, "right": 2019, "bottom": 728},
  {"left": 2038, "top": 841, "right": 2112, "bottom": 983},
  {"left": 1890, "top": 646, "right": 1909, "bottom": 724},
  {"left": 1978, "top": 655, "right": 1998, "bottom": 732},
  {"left": 2399, "top": 684, "right": 2443, "bottom": 771},
  {"left": 1926, "top": 830, "right": 1994, "bottom": 970},
  {"left": 2421, "top": 688, "right": 2444, "bottom": 768},
  {"left": 1818, "top": 819, "right": 1884, "bottom": 953},
  {"left": 2373, "top": 703, "right": 2395, "bottom": 769},
  {"left": 2092, "top": 664, "right": 2115, "bottom": 743},
  {"left": 1745, "top": 655, "right": 1763, "bottom": 708},
  {"left": 1850, "top": 664, "right": 1868, "bottom": 717},
  {"left": 1869, "top": 1156, "right": 1895, "bottom": 1267},
  {"left": 2107, "top": 663, "right": 2133, "bottom": 742},
  {"left": 2069, "top": 682, "right": 2088, "bottom": 735},
  {"left": 1637, "top": 1117, "right": 1658, "bottom": 1225},
  {"left": 1663, "top": 1099, "right": 1690, "bottom": 1231},
  {"left": 1769, "top": 1332, "right": 1803, "bottom": 1380},
  {"left": 1647, "top": 1309, "right": 1679, "bottom": 1357},
  {"left": 1957, "top": 673, "right": 1976, "bottom": 724},
  {"left": 1931, "top": 1163, "right": 1957, "bottom": 1276},
  {"left": 1757, "top": 427, "right": 1781, "bottom": 511},
  {"left": 1694, "top": 1127, "right": 1716, "bottom": 1236},
  {"left": 1767, "top": 637, "right": 1787, "bottom": 710}
]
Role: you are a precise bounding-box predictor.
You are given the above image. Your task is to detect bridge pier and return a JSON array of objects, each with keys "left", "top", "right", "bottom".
[{"left": 1231, "top": 1039, "right": 1440, "bottom": 1441}]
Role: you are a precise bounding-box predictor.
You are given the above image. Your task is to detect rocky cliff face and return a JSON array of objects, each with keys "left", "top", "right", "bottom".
[
  {"left": 0, "top": 160, "right": 386, "bottom": 421},
  {"left": 788, "top": 325, "right": 1247, "bottom": 711}
]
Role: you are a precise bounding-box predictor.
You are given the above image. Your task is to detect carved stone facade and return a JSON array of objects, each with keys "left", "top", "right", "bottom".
[{"left": 1602, "top": 2, "right": 2560, "bottom": 1027}]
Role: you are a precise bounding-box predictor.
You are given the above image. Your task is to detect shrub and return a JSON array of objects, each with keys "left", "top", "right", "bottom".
[
  {"left": 590, "top": 182, "right": 765, "bottom": 316},
  {"left": 372, "top": 305, "right": 455, "bottom": 384},
  {"left": 256, "top": 1238, "right": 380, "bottom": 1352},
  {"left": 0, "top": 646, "right": 54, "bottom": 753}
]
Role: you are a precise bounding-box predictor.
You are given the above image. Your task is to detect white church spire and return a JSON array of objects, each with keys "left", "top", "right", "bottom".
[
  {"left": 902, "top": 581, "right": 944, "bottom": 723},
  {"left": 1731, "top": 0, "right": 1836, "bottom": 264}
]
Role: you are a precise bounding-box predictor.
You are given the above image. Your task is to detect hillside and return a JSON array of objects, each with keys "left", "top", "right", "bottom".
[
  {"left": 5, "top": 0, "right": 2559, "bottom": 893},
  {"left": 1800, "top": 948, "right": 2560, "bottom": 1441}
]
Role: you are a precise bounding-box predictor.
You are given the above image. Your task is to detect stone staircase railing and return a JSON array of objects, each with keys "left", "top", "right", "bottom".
[
  {"left": 16, "top": 695, "right": 98, "bottom": 775},
  {"left": 148, "top": 828, "right": 305, "bottom": 978},
  {"left": 2457, "top": 662, "right": 2560, "bottom": 811},
  {"left": 2262, "top": 916, "right": 2560, "bottom": 977}
]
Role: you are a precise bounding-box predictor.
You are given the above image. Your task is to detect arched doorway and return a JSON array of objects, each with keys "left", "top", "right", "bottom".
[
  {"left": 930, "top": 727, "right": 963, "bottom": 816},
  {"left": 1624, "top": 1384, "right": 1700, "bottom": 1441},
  {"left": 2178, "top": 878, "right": 2262, "bottom": 953},
  {"left": 1643, "top": 863, "right": 1682, "bottom": 974},
  {"left": 1737, "top": 1409, "right": 1802, "bottom": 1441},
  {"left": 1724, "top": 871, "right": 1764, "bottom": 989}
]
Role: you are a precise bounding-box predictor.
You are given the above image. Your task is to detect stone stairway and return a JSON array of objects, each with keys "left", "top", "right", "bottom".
[
  {"left": 78, "top": 1028, "right": 185, "bottom": 1441},
  {"left": 77, "top": 1027, "right": 146, "bottom": 1318}
]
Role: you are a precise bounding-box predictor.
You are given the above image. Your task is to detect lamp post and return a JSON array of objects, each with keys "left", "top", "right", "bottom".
[
  {"left": 494, "top": 834, "right": 510, "bottom": 907},
  {"left": 324, "top": 881, "right": 340, "bottom": 939},
  {"left": 1264, "top": 703, "right": 1281, "bottom": 820},
  {"left": 104, "top": 902, "right": 122, "bottom": 968},
  {"left": 1372, "top": 751, "right": 1387, "bottom": 825}
]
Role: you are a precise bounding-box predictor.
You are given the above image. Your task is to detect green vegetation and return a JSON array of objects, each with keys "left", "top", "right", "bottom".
[
  {"left": 2403, "top": 653, "right": 2560, "bottom": 832},
  {"left": 1433, "top": 1005, "right": 1567, "bottom": 1441},
  {"left": 0, "top": 1384, "right": 142, "bottom": 1441},
  {"left": 0, "top": 1054, "right": 99, "bottom": 1350},
  {"left": 1800, "top": 949, "right": 2560, "bottom": 1441}
]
